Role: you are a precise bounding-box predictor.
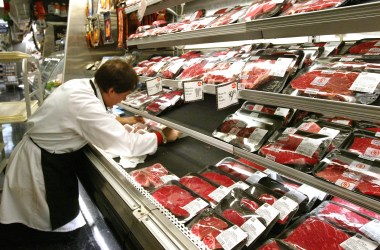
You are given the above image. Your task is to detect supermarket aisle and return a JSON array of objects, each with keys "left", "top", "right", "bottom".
[{"left": 0, "top": 85, "right": 123, "bottom": 250}]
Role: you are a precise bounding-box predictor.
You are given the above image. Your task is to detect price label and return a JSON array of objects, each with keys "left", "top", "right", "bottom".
[
  {"left": 350, "top": 161, "right": 371, "bottom": 171},
  {"left": 364, "top": 147, "right": 380, "bottom": 160},
  {"left": 369, "top": 48, "right": 380, "bottom": 53},
  {"left": 341, "top": 234, "right": 379, "bottom": 250},
  {"left": 375, "top": 132, "right": 380, "bottom": 138},
  {"left": 311, "top": 76, "right": 330, "bottom": 87},
  {"left": 182, "top": 198, "right": 209, "bottom": 216},
  {"left": 208, "top": 186, "right": 231, "bottom": 202},
  {"left": 296, "top": 137, "right": 322, "bottom": 157},
  {"left": 304, "top": 88, "right": 320, "bottom": 95},
  {"left": 246, "top": 171, "right": 267, "bottom": 184},
  {"left": 283, "top": 127, "right": 298, "bottom": 134},
  {"left": 349, "top": 72, "right": 380, "bottom": 94},
  {"left": 298, "top": 184, "right": 328, "bottom": 201},
  {"left": 270, "top": 57, "right": 294, "bottom": 77},
  {"left": 146, "top": 77, "right": 162, "bottom": 96},
  {"left": 216, "top": 82, "right": 239, "bottom": 110},
  {"left": 255, "top": 203, "right": 280, "bottom": 226},
  {"left": 160, "top": 174, "right": 179, "bottom": 183},
  {"left": 229, "top": 61, "right": 246, "bottom": 75},
  {"left": 217, "top": 226, "right": 248, "bottom": 250},
  {"left": 360, "top": 220, "right": 380, "bottom": 243},
  {"left": 241, "top": 218, "right": 266, "bottom": 246},
  {"left": 273, "top": 196, "right": 299, "bottom": 221},
  {"left": 331, "top": 119, "right": 351, "bottom": 125},
  {"left": 274, "top": 108, "right": 290, "bottom": 117},
  {"left": 318, "top": 127, "right": 340, "bottom": 139},
  {"left": 335, "top": 179, "right": 357, "bottom": 190},
  {"left": 183, "top": 80, "right": 204, "bottom": 103},
  {"left": 248, "top": 128, "right": 268, "bottom": 145},
  {"left": 229, "top": 181, "right": 250, "bottom": 190}
]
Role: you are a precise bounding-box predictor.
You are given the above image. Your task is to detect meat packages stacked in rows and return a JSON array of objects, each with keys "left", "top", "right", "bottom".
[{"left": 280, "top": 0, "right": 351, "bottom": 16}]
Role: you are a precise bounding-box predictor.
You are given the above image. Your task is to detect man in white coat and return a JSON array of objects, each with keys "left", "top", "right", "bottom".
[{"left": 0, "top": 59, "right": 179, "bottom": 245}]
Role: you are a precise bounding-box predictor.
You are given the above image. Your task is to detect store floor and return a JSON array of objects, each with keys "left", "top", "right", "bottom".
[{"left": 0, "top": 84, "right": 123, "bottom": 250}]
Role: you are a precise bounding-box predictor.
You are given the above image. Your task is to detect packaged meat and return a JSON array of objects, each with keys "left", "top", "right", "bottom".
[
  {"left": 318, "top": 115, "right": 354, "bottom": 127},
  {"left": 261, "top": 48, "right": 306, "bottom": 71},
  {"left": 179, "top": 173, "right": 220, "bottom": 205},
  {"left": 241, "top": 101, "right": 294, "bottom": 126},
  {"left": 198, "top": 165, "right": 241, "bottom": 188},
  {"left": 348, "top": 39, "right": 380, "bottom": 55},
  {"left": 279, "top": 216, "right": 352, "bottom": 250},
  {"left": 280, "top": 0, "right": 350, "bottom": 16},
  {"left": 346, "top": 131, "right": 380, "bottom": 160},
  {"left": 129, "top": 163, "right": 178, "bottom": 190},
  {"left": 214, "top": 189, "right": 272, "bottom": 247},
  {"left": 258, "top": 238, "right": 296, "bottom": 250},
  {"left": 356, "top": 121, "right": 380, "bottom": 133},
  {"left": 183, "top": 16, "right": 219, "bottom": 31},
  {"left": 144, "top": 90, "right": 183, "bottom": 115},
  {"left": 240, "top": 0, "right": 284, "bottom": 21},
  {"left": 188, "top": 208, "right": 248, "bottom": 250},
  {"left": 331, "top": 197, "right": 380, "bottom": 220},
  {"left": 122, "top": 90, "right": 159, "bottom": 109},
  {"left": 176, "top": 58, "right": 210, "bottom": 80},
  {"left": 313, "top": 149, "right": 380, "bottom": 199},
  {"left": 152, "top": 20, "right": 167, "bottom": 28},
  {"left": 158, "top": 58, "right": 186, "bottom": 79},
  {"left": 202, "top": 59, "right": 246, "bottom": 85},
  {"left": 207, "top": 6, "right": 248, "bottom": 28},
  {"left": 239, "top": 55, "right": 297, "bottom": 92},
  {"left": 151, "top": 181, "right": 209, "bottom": 222},
  {"left": 216, "top": 157, "right": 267, "bottom": 183},
  {"left": 142, "top": 60, "right": 169, "bottom": 77},
  {"left": 260, "top": 128, "right": 332, "bottom": 172}
]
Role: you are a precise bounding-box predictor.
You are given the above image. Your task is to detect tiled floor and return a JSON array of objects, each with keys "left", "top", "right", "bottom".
[{"left": 0, "top": 84, "right": 123, "bottom": 250}]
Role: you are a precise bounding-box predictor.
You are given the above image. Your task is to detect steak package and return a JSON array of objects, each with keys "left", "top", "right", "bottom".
[
  {"left": 176, "top": 58, "right": 210, "bottom": 80},
  {"left": 122, "top": 90, "right": 159, "bottom": 109},
  {"left": 129, "top": 163, "right": 179, "bottom": 191},
  {"left": 318, "top": 115, "right": 354, "bottom": 127},
  {"left": 295, "top": 117, "right": 353, "bottom": 151},
  {"left": 313, "top": 149, "right": 380, "bottom": 199},
  {"left": 144, "top": 90, "right": 183, "bottom": 115},
  {"left": 202, "top": 59, "right": 246, "bottom": 85},
  {"left": 239, "top": 55, "right": 298, "bottom": 92},
  {"left": 258, "top": 238, "right": 296, "bottom": 250},
  {"left": 246, "top": 183, "right": 299, "bottom": 230},
  {"left": 283, "top": 64, "right": 380, "bottom": 104},
  {"left": 239, "top": 0, "right": 284, "bottom": 21},
  {"left": 207, "top": 6, "right": 248, "bottom": 28},
  {"left": 280, "top": 0, "right": 350, "bottom": 16},
  {"left": 348, "top": 39, "right": 380, "bottom": 55},
  {"left": 198, "top": 165, "right": 245, "bottom": 189},
  {"left": 278, "top": 215, "right": 353, "bottom": 250},
  {"left": 331, "top": 197, "right": 380, "bottom": 220},
  {"left": 260, "top": 128, "right": 333, "bottom": 172},
  {"left": 187, "top": 208, "right": 248, "bottom": 250},
  {"left": 212, "top": 110, "right": 281, "bottom": 152},
  {"left": 241, "top": 101, "right": 295, "bottom": 126},
  {"left": 183, "top": 15, "right": 219, "bottom": 31},
  {"left": 159, "top": 58, "right": 186, "bottom": 79},
  {"left": 151, "top": 181, "right": 210, "bottom": 223},
  {"left": 214, "top": 189, "right": 274, "bottom": 247},
  {"left": 346, "top": 131, "right": 380, "bottom": 161},
  {"left": 356, "top": 121, "right": 380, "bottom": 133}
]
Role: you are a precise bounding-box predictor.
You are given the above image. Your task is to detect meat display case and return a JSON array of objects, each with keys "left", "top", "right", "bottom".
[{"left": 77, "top": 0, "right": 380, "bottom": 249}]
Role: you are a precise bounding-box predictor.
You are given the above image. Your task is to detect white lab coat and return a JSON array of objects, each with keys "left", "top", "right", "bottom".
[{"left": 0, "top": 78, "right": 158, "bottom": 231}]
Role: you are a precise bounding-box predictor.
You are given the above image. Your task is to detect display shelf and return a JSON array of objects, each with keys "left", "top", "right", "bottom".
[
  {"left": 124, "top": 0, "right": 162, "bottom": 14},
  {"left": 126, "top": 2, "right": 380, "bottom": 49}
]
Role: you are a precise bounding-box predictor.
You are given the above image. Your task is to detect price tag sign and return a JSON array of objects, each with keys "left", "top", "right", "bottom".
[
  {"left": 341, "top": 234, "right": 379, "bottom": 250},
  {"left": 216, "top": 82, "right": 239, "bottom": 110},
  {"left": 183, "top": 80, "right": 204, "bottom": 103},
  {"left": 349, "top": 72, "right": 380, "bottom": 94},
  {"left": 146, "top": 77, "right": 162, "bottom": 96}
]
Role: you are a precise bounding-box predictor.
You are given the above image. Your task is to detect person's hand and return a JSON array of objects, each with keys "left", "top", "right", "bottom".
[
  {"left": 162, "top": 127, "right": 181, "bottom": 142},
  {"left": 117, "top": 116, "right": 145, "bottom": 125}
]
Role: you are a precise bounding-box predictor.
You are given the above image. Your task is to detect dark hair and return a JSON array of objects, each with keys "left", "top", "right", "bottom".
[{"left": 94, "top": 59, "right": 138, "bottom": 93}]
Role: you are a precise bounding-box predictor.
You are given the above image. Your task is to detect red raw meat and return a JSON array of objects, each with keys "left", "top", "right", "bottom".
[
  {"left": 217, "top": 162, "right": 255, "bottom": 181},
  {"left": 222, "top": 209, "right": 246, "bottom": 226},
  {"left": 191, "top": 216, "right": 228, "bottom": 249},
  {"left": 259, "top": 194, "right": 277, "bottom": 205},
  {"left": 238, "top": 158, "right": 267, "bottom": 171},
  {"left": 242, "top": 0, "right": 278, "bottom": 21},
  {"left": 315, "top": 162, "right": 353, "bottom": 183},
  {"left": 217, "top": 119, "right": 246, "bottom": 133},
  {"left": 283, "top": 217, "right": 351, "bottom": 250},
  {"left": 201, "top": 172, "right": 235, "bottom": 187},
  {"left": 366, "top": 127, "right": 380, "bottom": 133},
  {"left": 180, "top": 176, "right": 218, "bottom": 202},
  {"left": 349, "top": 39, "right": 380, "bottom": 54},
  {"left": 176, "top": 60, "right": 208, "bottom": 80},
  {"left": 259, "top": 240, "right": 282, "bottom": 250},
  {"left": 356, "top": 181, "right": 380, "bottom": 197},
  {"left": 348, "top": 137, "right": 380, "bottom": 159},
  {"left": 131, "top": 171, "right": 150, "bottom": 187},
  {"left": 297, "top": 122, "right": 322, "bottom": 133},
  {"left": 152, "top": 185, "right": 195, "bottom": 217},
  {"left": 241, "top": 198, "right": 259, "bottom": 212},
  {"left": 236, "top": 127, "right": 258, "bottom": 138},
  {"left": 283, "top": 0, "right": 343, "bottom": 15},
  {"left": 130, "top": 163, "right": 169, "bottom": 188},
  {"left": 318, "top": 203, "right": 370, "bottom": 233},
  {"left": 332, "top": 197, "right": 380, "bottom": 220},
  {"left": 208, "top": 6, "right": 246, "bottom": 27},
  {"left": 240, "top": 60, "right": 275, "bottom": 89}
]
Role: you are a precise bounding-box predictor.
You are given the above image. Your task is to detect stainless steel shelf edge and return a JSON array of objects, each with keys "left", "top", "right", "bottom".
[
  {"left": 233, "top": 147, "right": 380, "bottom": 214},
  {"left": 247, "top": 2, "right": 380, "bottom": 39},
  {"left": 119, "top": 103, "right": 234, "bottom": 153},
  {"left": 238, "top": 90, "right": 380, "bottom": 123},
  {"left": 128, "top": 23, "right": 261, "bottom": 49},
  {"left": 124, "top": 0, "right": 161, "bottom": 14}
]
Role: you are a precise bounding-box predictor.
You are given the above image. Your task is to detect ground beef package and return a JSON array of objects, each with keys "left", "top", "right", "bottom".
[
  {"left": 187, "top": 208, "right": 248, "bottom": 250},
  {"left": 313, "top": 149, "right": 380, "bottom": 199}
]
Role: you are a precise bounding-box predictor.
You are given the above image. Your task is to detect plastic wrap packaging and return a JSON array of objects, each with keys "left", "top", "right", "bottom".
[
  {"left": 187, "top": 208, "right": 248, "bottom": 250},
  {"left": 331, "top": 197, "right": 380, "bottom": 220},
  {"left": 142, "top": 60, "right": 169, "bottom": 77},
  {"left": 280, "top": 0, "right": 350, "bottom": 16},
  {"left": 348, "top": 39, "right": 380, "bottom": 55},
  {"left": 159, "top": 58, "right": 186, "bottom": 79},
  {"left": 151, "top": 180, "right": 210, "bottom": 223},
  {"left": 183, "top": 15, "right": 219, "bottom": 31},
  {"left": 212, "top": 110, "right": 282, "bottom": 152},
  {"left": 258, "top": 238, "right": 296, "bottom": 250},
  {"left": 198, "top": 165, "right": 243, "bottom": 188},
  {"left": 261, "top": 48, "right": 306, "bottom": 72},
  {"left": 239, "top": 0, "right": 284, "bottom": 21},
  {"left": 129, "top": 163, "right": 179, "bottom": 191},
  {"left": 356, "top": 121, "right": 380, "bottom": 133},
  {"left": 246, "top": 183, "right": 299, "bottom": 231},
  {"left": 144, "top": 90, "right": 183, "bottom": 115},
  {"left": 318, "top": 115, "right": 354, "bottom": 127},
  {"left": 175, "top": 58, "right": 210, "bottom": 80},
  {"left": 283, "top": 63, "right": 380, "bottom": 104},
  {"left": 214, "top": 189, "right": 274, "bottom": 248},
  {"left": 295, "top": 118, "right": 353, "bottom": 151},
  {"left": 239, "top": 55, "right": 297, "bottom": 92},
  {"left": 346, "top": 131, "right": 380, "bottom": 160},
  {"left": 260, "top": 128, "right": 333, "bottom": 172},
  {"left": 277, "top": 215, "right": 353, "bottom": 250},
  {"left": 122, "top": 90, "right": 159, "bottom": 109},
  {"left": 203, "top": 59, "right": 246, "bottom": 85},
  {"left": 314, "top": 149, "right": 380, "bottom": 199},
  {"left": 207, "top": 6, "right": 248, "bottom": 28}
]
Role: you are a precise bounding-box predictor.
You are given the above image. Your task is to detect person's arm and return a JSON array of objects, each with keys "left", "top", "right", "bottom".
[
  {"left": 115, "top": 115, "right": 145, "bottom": 125},
  {"left": 153, "top": 127, "right": 181, "bottom": 145}
]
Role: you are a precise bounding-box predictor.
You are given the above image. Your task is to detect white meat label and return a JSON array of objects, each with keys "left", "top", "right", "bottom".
[
  {"left": 371, "top": 139, "right": 380, "bottom": 146},
  {"left": 342, "top": 171, "right": 361, "bottom": 181},
  {"left": 331, "top": 119, "right": 351, "bottom": 125},
  {"left": 335, "top": 179, "right": 357, "bottom": 190},
  {"left": 241, "top": 218, "right": 266, "bottom": 247},
  {"left": 182, "top": 198, "right": 209, "bottom": 216},
  {"left": 311, "top": 76, "right": 330, "bottom": 87},
  {"left": 274, "top": 108, "right": 290, "bottom": 117},
  {"left": 160, "top": 174, "right": 179, "bottom": 183},
  {"left": 270, "top": 57, "right": 294, "bottom": 77},
  {"left": 375, "top": 41, "right": 380, "bottom": 46},
  {"left": 297, "top": 184, "right": 328, "bottom": 200},
  {"left": 229, "top": 181, "right": 250, "bottom": 191},
  {"left": 216, "top": 82, "right": 239, "bottom": 110},
  {"left": 203, "top": 62, "right": 216, "bottom": 70},
  {"left": 246, "top": 171, "right": 267, "bottom": 184},
  {"left": 252, "top": 104, "right": 264, "bottom": 111},
  {"left": 151, "top": 61, "right": 166, "bottom": 72},
  {"left": 340, "top": 234, "right": 379, "bottom": 250},
  {"left": 208, "top": 186, "right": 231, "bottom": 202},
  {"left": 217, "top": 226, "right": 248, "bottom": 250},
  {"left": 265, "top": 154, "right": 276, "bottom": 162},
  {"left": 183, "top": 80, "right": 203, "bottom": 103},
  {"left": 272, "top": 0, "right": 284, "bottom": 3},
  {"left": 360, "top": 220, "right": 380, "bottom": 243},
  {"left": 339, "top": 57, "right": 356, "bottom": 62},
  {"left": 283, "top": 127, "right": 298, "bottom": 134},
  {"left": 304, "top": 88, "right": 320, "bottom": 95},
  {"left": 250, "top": 112, "right": 259, "bottom": 118},
  {"left": 229, "top": 61, "right": 246, "bottom": 75},
  {"left": 349, "top": 72, "right": 380, "bottom": 94},
  {"left": 248, "top": 128, "right": 268, "bottom": 145},
  {"left": 364, "top": 147, "right": 380, "bottom": 160},
  {"left": 369, "top": 48, "right": 380, "bottom": 53},
  {"left": 263, "top": 169, "right": 277, "bottom": 175},
  {"left": 349, "top": 161, "right": 371, "bottom": 171},
  {"left": 229, "top": 127, "right": 241, "bottom": 136},
  {"left": 318, "top": 127, "right": 340, "bottom": 139},
  {"left": 255, "top": 203, "right": 280, "bottom": 226},
  {"left": 273, "top": 196, "right": 298, "bottom": 221},
  {"left": 146, "top": 77, "right": 162, "bottom": 96},
  {"left": 168, "top": 60, "right": 185, "bottom": 74},
  {"left": 296, "top": 137, "right": 322, "bottom": 157},
  {"left": 376, "top": 132, "right": 380, "bottom": 138}
]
